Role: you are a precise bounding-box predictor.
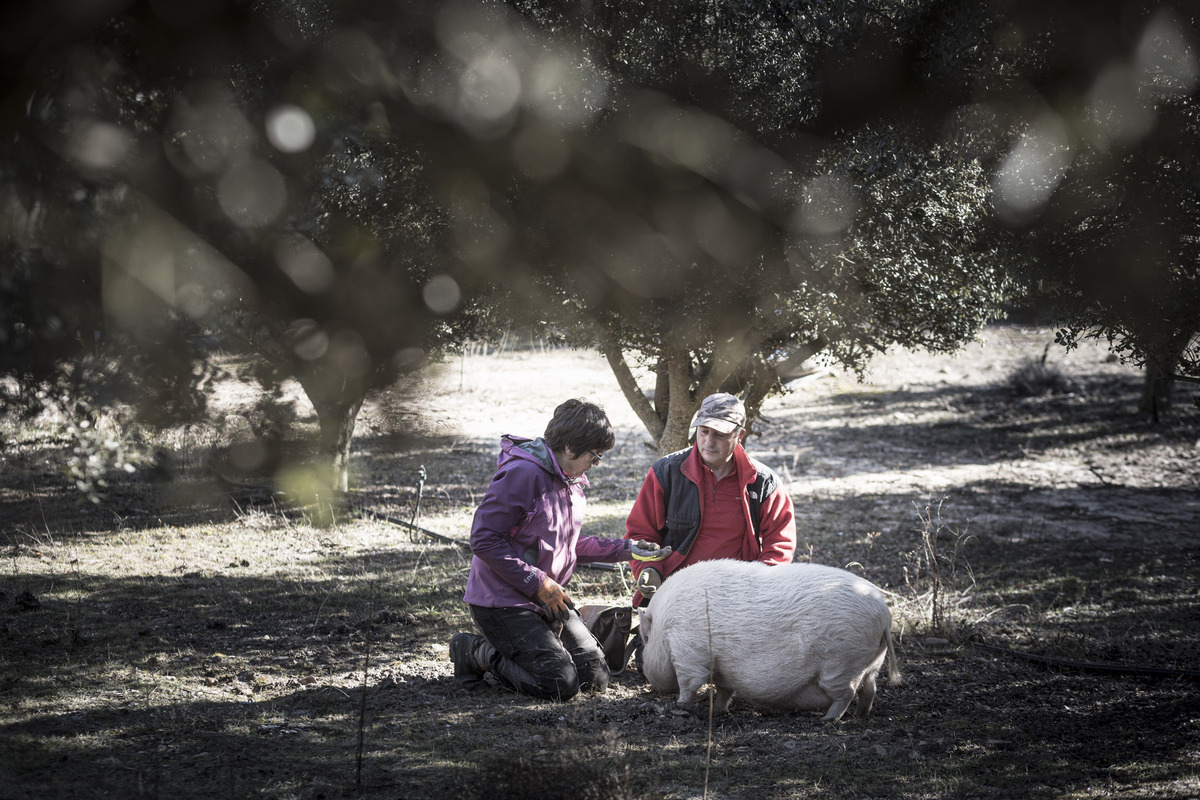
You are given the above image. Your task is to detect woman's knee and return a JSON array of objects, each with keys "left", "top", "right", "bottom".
[
  {"left": 529, "top": 657, "right": 580, "bottom": 701},
  {"left": 576, "top": 656, "right": 611, "bottom": 694}
]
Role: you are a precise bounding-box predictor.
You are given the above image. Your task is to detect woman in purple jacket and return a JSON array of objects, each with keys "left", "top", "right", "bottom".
[{"left": 449, "top": 399, "right": 668, "bottom": 700}]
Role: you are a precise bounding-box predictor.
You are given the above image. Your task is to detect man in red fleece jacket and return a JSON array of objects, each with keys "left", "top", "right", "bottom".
[{"left": 625, "top": 392, "right": 797, "bottom": 606}]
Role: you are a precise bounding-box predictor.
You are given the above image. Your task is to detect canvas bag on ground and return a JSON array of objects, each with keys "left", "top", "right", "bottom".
[{"left": 578, "top": 604, "right": 635, "bottom": 673}]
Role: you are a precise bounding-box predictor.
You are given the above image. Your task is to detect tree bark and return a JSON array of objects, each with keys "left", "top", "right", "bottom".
[
  {"left": 315, "top": 394, "right": 363, "bottom": 496},
  {"left": 653, "top": 361, "right": 670, "bottom": 423},
  {"left": 1141, "top": 364, "right": 1173, "bottom": 422},
  {"left": 601, "top": 331, "right": 827, "bottom": 455},
  {"left": 657, "top": 346, "right": 700, "bottom": 454},
  {"left": 1139, "top": 332, "right": 1192, "bottom": 422},
  {"left": 295, "top": 369, "right": 366, "bottom": 521},
  {"left": 728, "top": 358, "right": 777, "bottom": 431}
]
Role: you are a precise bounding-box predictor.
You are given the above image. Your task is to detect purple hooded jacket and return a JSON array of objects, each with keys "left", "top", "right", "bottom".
[{"left": 463, "top": 435, "right": 630, "bottom": 613}]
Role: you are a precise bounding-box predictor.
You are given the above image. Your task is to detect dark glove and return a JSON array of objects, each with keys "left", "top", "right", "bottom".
[
  {"left": 636, "top": 567, "right": 662, "bottom": 598},
  {"left": 536, "top": 577, "right": 573, "bottom": 625},
  {"left": 629, "top": 540, "right": 672, "bottom": 562}
]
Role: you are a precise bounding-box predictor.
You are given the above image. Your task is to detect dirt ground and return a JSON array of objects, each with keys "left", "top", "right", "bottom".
[
  {"left": 359, "top": 323, "right": 1200, "bottom": 798},
  {"left": 2, "top": 323, "right": 1198, "bottom": 799}
]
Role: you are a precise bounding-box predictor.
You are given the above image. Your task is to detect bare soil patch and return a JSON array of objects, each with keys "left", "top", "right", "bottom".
[{"left": 1, "top": 324, "right": 1198, "bottom": 799}]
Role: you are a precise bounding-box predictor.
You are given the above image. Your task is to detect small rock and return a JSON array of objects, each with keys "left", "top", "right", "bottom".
[{"left": 922, "top": 636, "right": 951, "bottom": 653}]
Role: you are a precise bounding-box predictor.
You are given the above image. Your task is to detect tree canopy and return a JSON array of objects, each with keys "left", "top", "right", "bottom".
[
  {"left": 2, "top": 0, "right": 1195, "bottom": 502},
  {"left": 492, "top": 0, "right": 1020, "bottom": 450},
  {"left": 497, "top": 0, "right": 1200, "bottom": 448},
  {"left": 994, "top": 4, "right": 1200, "bottom": 413}
]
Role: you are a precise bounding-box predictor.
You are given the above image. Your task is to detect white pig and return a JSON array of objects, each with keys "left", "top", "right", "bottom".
[{"left": 638, "top": 559, "right": 900, "bottom": 721}]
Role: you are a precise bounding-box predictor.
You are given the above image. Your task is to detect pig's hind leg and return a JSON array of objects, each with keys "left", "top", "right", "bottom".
[
  {"left": 817, "top": 675, "right": 857, "bottom": 722},
  {"left": 853, "top": 671, "right": 877, "bottom": 720},
  {"left": 674, "top": 662, "right": 712, "bottom": 706},
  {"left": 711, "top": 682, "right": 734, "bottom": 714}
]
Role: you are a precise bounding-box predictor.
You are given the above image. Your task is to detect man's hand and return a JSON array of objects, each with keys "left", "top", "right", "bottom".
[
  {"left": 636, "top": 567, "right": 662, "bottom": 598},
  {"left": 535, "top": 577, "right": 573, "bottom": 624},
  {"left": 629, "top": 540, "right": 672, "bottom": 562}
]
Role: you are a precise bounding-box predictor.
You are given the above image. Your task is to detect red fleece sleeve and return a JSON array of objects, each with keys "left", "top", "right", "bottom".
[
  {"left": 756, "top": 484, "right": 797, "bottom": 565},
  {"left": 624, "top": 468, "right": 666, "bottom": 572}
]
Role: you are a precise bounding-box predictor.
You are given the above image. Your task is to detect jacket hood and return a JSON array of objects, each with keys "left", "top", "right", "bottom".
[
  {"left": 500, "top": 435, "right": 589, "bottom": 486},
  {"left": 501, "top": 435, "right": 555, "bottom": 471}
]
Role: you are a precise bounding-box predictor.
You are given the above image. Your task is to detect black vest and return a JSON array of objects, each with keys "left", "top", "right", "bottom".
[{"left": 651, "top": 447, "right": 781, "bottom": 557}]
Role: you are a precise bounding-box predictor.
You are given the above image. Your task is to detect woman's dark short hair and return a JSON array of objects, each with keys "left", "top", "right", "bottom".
[{"left": 544, "top": 399, "right": 615, "bottom": 456}]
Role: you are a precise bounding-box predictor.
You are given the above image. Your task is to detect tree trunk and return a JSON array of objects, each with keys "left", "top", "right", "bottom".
[
  {"left": 315, "top": 394, "right": 363, "bottom": 496},
  {"left": 653, "top": 361, "right": 670, "bottom": 423},
  {"left": 1141, "top": 364, "right": 1173, "bottom": 422},
  {"left": 601, "top": 332, "right": 821, "bottom": 455},
  {"left": 295, "top": 369, "right": 366, "bottom": 524},
  {"left": 599, "top": 340, "right": 697, "bottom": 454},
  {"left": 1139, "top": 333, "right": 1192, "bottom": 422},
  {"left": 656, "top": 351, "right": 699, "bottom": 454}
]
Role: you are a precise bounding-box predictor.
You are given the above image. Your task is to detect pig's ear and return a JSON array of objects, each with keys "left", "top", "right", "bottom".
[{"left": 638, "top": 609, "right": 652, "bottom": 639}]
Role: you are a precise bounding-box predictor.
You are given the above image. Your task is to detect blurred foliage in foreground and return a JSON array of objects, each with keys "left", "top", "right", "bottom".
[{"left": 1, "top": 0, "right": 1197, "bottom": 503}]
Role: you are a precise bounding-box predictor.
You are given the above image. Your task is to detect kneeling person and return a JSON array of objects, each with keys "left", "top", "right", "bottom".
[{"left": 449, "top": 399, "right": 668, "bottom": 700}]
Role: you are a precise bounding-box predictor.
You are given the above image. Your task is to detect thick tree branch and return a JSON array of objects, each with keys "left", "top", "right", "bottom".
[
  {"left": 1167, "top": 372, "right": 1200, "bottom": 386},
  {"left": 600, "top": 336, "right": 664, "bottom": 443},
  {"left": 698, "top": 327, "right": 769, "bottom": 399}
]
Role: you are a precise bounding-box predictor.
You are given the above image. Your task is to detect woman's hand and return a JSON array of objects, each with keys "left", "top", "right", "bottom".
[{"left": 536, "top": 577, "right": 573, "bottom": 624}]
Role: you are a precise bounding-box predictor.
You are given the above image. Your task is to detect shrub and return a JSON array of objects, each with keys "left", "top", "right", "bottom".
[{"left": 1006, "top": 345, "right": 1078, "bottom": 397}]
